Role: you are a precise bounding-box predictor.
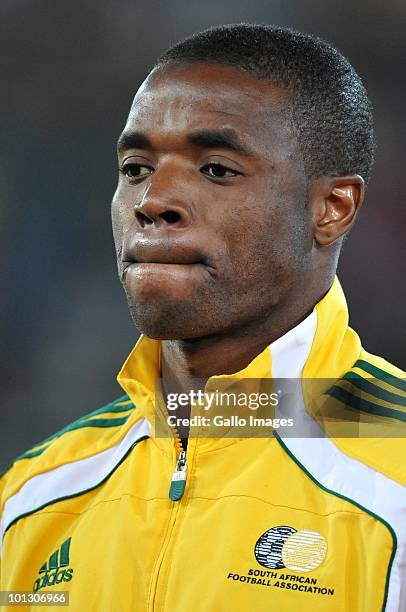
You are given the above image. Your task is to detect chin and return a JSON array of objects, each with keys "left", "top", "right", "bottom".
[
  {"left": 127, "top": 301, "right": 207, "bottom": 340},
  {"left": 123, "top": 286, "right": 251, "bottom": 341}
]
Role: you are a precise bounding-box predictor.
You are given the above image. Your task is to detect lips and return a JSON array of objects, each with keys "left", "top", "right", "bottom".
[
  {"left": 121, "top": 237, "right": 215, "bottom": 280},
  {"left": 124, "top": 241, "right": 207, "bottom": 265}
]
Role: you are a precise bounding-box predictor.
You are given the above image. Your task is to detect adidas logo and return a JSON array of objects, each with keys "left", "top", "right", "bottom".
[{"left": 33, "top": 537, "right": 73, "bottom": 592}]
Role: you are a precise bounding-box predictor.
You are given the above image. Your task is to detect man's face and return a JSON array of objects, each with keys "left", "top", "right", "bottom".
[{"left": 112, "top": 63, "right": 312, "bottom": 340}]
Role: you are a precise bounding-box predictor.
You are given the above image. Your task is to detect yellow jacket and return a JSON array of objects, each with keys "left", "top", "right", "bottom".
[{"left": 1, "top": 278, "right": 405, "bottom": 611}]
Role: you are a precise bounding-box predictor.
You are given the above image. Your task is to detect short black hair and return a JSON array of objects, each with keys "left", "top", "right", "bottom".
[{"left": 157, "top": 24, "right": 375, "bottom": 186}]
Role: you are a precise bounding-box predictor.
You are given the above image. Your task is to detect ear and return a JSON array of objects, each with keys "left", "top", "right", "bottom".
[{"left": 309, "top": 175, "right": 365, "bottom": 247}]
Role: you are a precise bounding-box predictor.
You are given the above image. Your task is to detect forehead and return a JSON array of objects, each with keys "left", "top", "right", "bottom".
[{"left": 124, "top": 64, "right": 296, "bottom": 157}]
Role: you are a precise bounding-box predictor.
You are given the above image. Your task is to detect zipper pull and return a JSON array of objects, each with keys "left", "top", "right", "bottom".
[{"left": 169, "top": 450, "right": 187, "bottom": 501}]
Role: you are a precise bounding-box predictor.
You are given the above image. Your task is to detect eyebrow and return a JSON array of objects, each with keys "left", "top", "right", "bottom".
[
  {"left": 187, "top": 129, "right": 255, "bottom": 157},
  {"left": 117, "top": 128, "right": 256, "bottom": 157},
  {"left": 117, "top": 131, "right": 152, "bottom": 153}
]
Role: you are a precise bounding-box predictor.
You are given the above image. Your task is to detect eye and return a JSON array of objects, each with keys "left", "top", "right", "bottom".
[
  {"left": 201, "top": 163, "right": 241, "bottom": 179},
  {"left": 121, "top": 162, "right": 153, "bottom": 179}
]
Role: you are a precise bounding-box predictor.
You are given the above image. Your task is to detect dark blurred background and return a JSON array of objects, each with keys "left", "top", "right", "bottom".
[{"left": 1, "top": 0, "right": 405, "bottom": 470}]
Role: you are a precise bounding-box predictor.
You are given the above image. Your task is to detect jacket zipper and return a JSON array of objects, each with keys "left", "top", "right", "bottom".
[
  {"left": 164, "top": 391, "right": 188, "bottom": 501},
  {"left": 168, "top": 405, "right": 188, "bottom": 500},
  {"left": 169, "top": 449, "right": 187, "bottom": 501}
]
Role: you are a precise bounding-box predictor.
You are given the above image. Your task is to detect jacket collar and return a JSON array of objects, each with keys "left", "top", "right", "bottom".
[{"left": 117, "top": 277, "right": 361, "bottom": 451}]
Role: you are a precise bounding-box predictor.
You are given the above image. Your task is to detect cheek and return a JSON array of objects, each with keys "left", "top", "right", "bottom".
[
  {"left": 219, "top": 200, "right": 295, "bottom": 262},
  {"left": 111, "top": 189, "right": 133, "bottom": 252},
  {"left": 216, "top": 190, "right": 308, "bottom": 289}
]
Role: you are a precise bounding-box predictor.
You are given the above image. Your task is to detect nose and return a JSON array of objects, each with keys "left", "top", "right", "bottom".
[{"left": 134, "top": 170, "right": 192, "bottom": 230}]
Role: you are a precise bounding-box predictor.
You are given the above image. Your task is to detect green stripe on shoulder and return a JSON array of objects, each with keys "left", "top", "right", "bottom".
[
  {"left": 0, "top": 395, "right": 136, "bottom": 476},
  {"left": 42, "top": 415, "right": 132, "bottom": 440},
  {"left": 14, "top": 445, "right": 53, "bottom": 461},
  {"left": 354, "top": 360, "right": 406, "bottom": 392},
  {"left": 0, "top": 444, "right": 54, "bottom": 478},
  {"left": 76, "top": 395, "right": 135, "bottom": 419},
  {"left": 343, "top": 372, "right": 406, "bottom": 408},
  {"left": 40, "top": 395, "right": 136, "bottom": 443},
  {"left": 326, "top": 385, "right": 406, "bottom": 423}
]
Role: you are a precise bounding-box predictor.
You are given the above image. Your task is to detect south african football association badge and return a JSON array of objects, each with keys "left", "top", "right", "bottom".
[{"left": 254, "top": 525, "right": 328, "bottom": 572}]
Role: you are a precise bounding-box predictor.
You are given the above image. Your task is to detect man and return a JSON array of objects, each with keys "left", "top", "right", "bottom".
[{"left": 0, "top": 24, "right": 405, "bottom": 612}]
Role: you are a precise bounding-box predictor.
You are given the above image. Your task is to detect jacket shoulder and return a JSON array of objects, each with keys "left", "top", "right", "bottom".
[
  {"left": 329, "top": 349, "right": 406, "bottom": 486},
  {"left": 0, "top": 394, "right": 137, "bottom": 507},
  {"left": 353, "top": 349, "right": 406, "bottom": 379}
]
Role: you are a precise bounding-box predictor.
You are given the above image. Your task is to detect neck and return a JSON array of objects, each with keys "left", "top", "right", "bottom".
[{"left": 161, "top": 278, "right": 332, "bottom": 381}]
